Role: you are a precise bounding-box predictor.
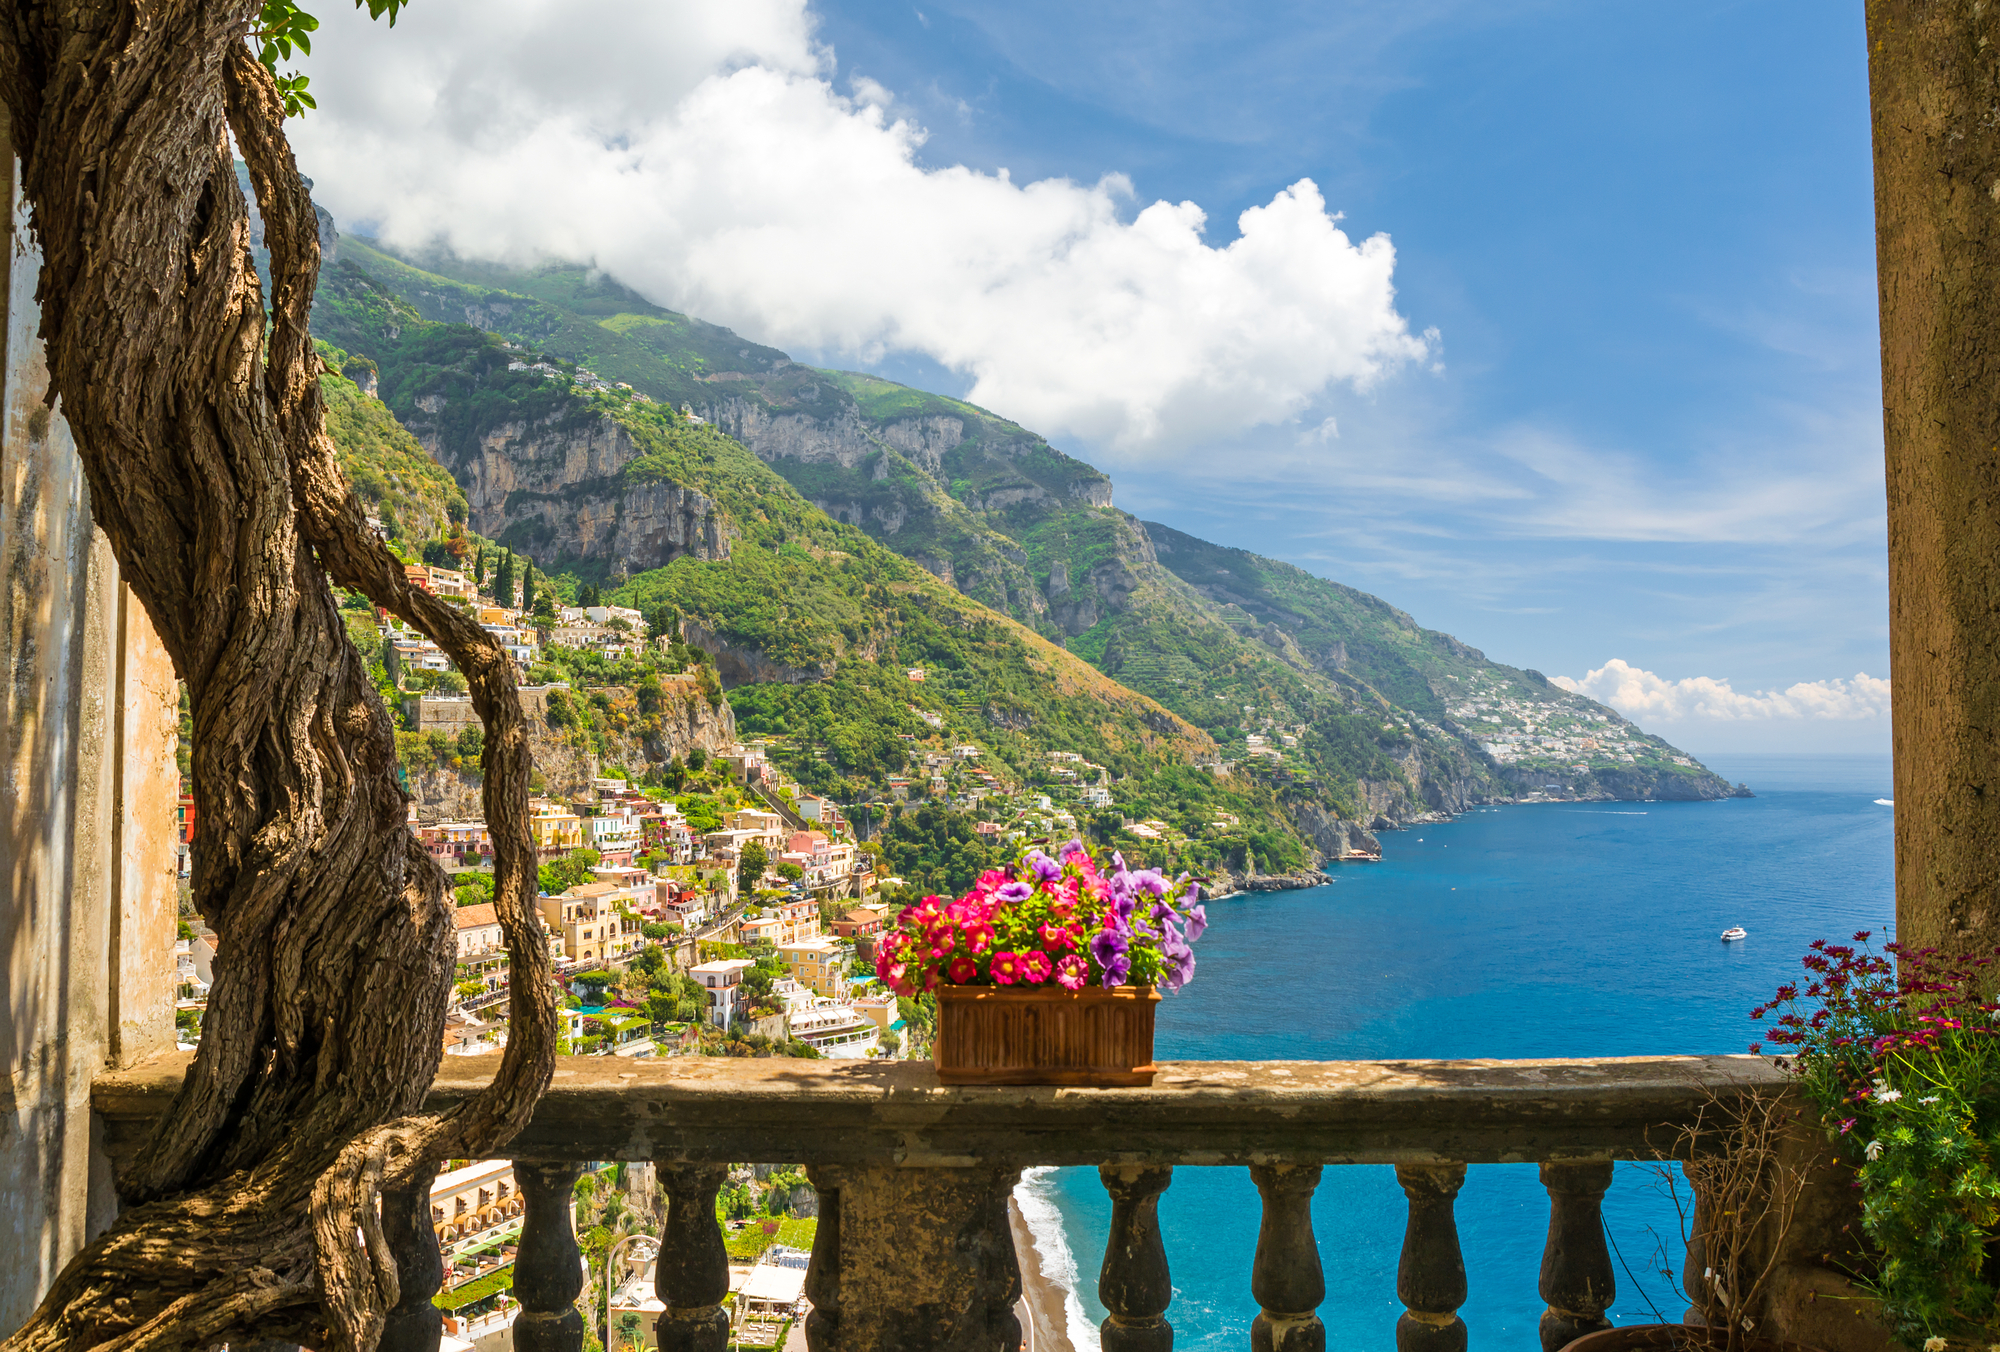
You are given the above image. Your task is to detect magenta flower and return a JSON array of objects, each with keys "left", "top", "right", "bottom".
[
  {"left": 1038, "top": 922, "right": 1073, "bottom": 951},
  {"left": 947, "top": 955, "right": 980, "bottom": 984},
  {"left": 990, "top": 951, "right": 1024, "bottom": 985},
  {"left": 961, "top": 922, "right": 996, "bottom": 955},
  {"left": 1055, "top": 954, "right": 1088, "bottom": 991},
  {"left": 1020, "top": 950, "right": 1053, "bottom": 984}
]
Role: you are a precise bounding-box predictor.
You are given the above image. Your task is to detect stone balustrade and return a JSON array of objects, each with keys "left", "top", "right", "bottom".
[{"left": 92, "top": 1053, "right": 1797, "bottom": 1352}]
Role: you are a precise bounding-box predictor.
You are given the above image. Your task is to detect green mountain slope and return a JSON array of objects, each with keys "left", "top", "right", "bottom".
[
  {"left": 306, "top": 229, "right": 1742, "bottom": 855},
  {"left": 308, "top": 259, "right": 1331, "bottom": 877}
]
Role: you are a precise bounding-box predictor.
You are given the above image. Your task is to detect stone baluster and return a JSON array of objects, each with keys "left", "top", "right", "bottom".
[
  {"left": 380, "top": 1175, "right": 444, "bottom": 1352},
  {"left": 1394, "top": 1163, "right": 1468, "bottom": 1352},
  {"left": 803, "top": 1166, "right": 844, "bottom": 1352},
  {"left": 796, "top": 1165, "right": 1021, "bottom": 1351},
  {"left": 1249, "top": 1163, "right": 1325, "bottom": 1352},
  {"left": 1538, "top": 1161, "right": 1616, "bottom": 1351},
  {"left": 512, "top": 1161, "right": 585, "bottom": 1352},
  {"left": 655, "top": 1163, "right": 731, "bottom": 1352},
  {"left": 1098, "top": 1165, "right": 1174, "bottom": 1352}
]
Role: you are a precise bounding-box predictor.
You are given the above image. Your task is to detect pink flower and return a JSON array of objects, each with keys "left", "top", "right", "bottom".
[
  {"left": 947, "top": 955, "right": 980, "bottom": 984},
  {"left": 1038, "top": 922, "right": 1073, "bottom": 951},
  {"left": 962, "top": 922, "right": 996, "bottom": 955},
  {"left": 879, "top": 960, "right": 914, "bottom": 997},
  {"left": 1055, "top": 954, "right": 1088, "bottom": 991},
  {"left": 1020, "top": 950, "right": 1053, "bottom": 984},
  {"left": 976, "top": 869, "right": 1009, "bottom": 893},
  {"left": 990, "top": 951, "right": 1024, "bottom": 985}
]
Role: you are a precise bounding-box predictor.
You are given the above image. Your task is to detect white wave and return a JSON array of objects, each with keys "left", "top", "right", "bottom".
[
  {"left": 1874, "top": 798, "right": 1894, "bottom": 806},
  {"left": 1014, "top": 1167, "right": 1101, "bottom": 1352}
]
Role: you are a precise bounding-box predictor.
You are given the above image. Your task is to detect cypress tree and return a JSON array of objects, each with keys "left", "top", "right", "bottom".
[{"left": 494, "top": 550, "right": 516, "bottom": 608}]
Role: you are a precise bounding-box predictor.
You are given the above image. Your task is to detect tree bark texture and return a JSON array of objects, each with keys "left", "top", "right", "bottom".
[
  {"left": 0, "top": 8, "right": 555, "bottom": 1352},
  {"left": 1871, "top": 0, "right": 2000, "bottom": 954}
]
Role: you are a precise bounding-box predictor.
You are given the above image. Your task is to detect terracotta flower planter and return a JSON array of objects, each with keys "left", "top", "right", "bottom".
[
  {"left": 1559, "top": 1325, "right": 1827, "bottom": 1352},
  {"left": 934, "top": 983, "right": 1160, "bottom": 1086}
]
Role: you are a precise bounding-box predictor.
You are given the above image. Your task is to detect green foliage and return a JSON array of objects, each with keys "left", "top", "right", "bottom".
[
  {"left": 1758, "top": 938, "right": 2000, "bottom": 1348},
  {"left": 432, "top": 1265, "right": 514, "bottom": 1312},
  {"left": 871, "top": 803, "right": 1002, "bottom": 899},
  {"left": 538, "top": 847, "right": 602, "bottom": 895},
  {"left": 316, "top": 347, "right": 467, "bottom": 543},
  {"left": 737, "top": 840, "right": 768, "bottom": 895}
]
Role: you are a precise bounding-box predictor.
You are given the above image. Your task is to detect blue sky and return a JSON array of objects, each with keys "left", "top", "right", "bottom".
[{"left": 295, "top": 0, "right": 1888, "bottom": 752}]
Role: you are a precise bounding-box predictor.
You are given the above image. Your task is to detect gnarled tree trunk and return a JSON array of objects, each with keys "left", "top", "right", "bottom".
[{"left": 0, "top": 6, "right": 554, "bottom": 1351}]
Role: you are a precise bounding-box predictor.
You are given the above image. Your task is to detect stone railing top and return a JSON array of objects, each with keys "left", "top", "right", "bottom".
[{"left": 95, "top": 1052, "right": 1786, "bottom": 1170}]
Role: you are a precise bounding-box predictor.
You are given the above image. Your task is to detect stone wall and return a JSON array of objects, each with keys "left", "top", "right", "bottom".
[{"left": 0, "top": 120, "right": 182, "bottom": 1333}]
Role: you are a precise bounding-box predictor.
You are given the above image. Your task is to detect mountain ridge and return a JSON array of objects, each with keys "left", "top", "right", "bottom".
[{"left": 303, "top": 226, "right": 1743, "bottom": 873}]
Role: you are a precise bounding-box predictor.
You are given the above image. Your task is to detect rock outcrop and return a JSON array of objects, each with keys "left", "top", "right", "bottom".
[
  {"left": 404, "top": 403, "right": 730, "bottom": 573},
  {"left": 404, "top": 679, "right": 735, "bottom": 821}
]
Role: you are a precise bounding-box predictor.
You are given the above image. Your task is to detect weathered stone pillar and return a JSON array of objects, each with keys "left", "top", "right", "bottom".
[
  {"left": 654, "top": 1163, "right": 730, "bottom": 1352},
  {"left": 1394, "top": 1163, "right": 1468, "bottom": 1352},
  {"left": 380, "top": 1176, "right": 445, "bottom": 1352},
  {"left": 1097, "top": 1164, "right": 1173, "bottom": 1351},
  {"left": 1249, "top": 1163, "right": 1325, "bottom": 1352},
  {"left": 512, "top": 1161, "right": 586, "bottom": 1352},
  {"left": 1869, "top": 0, "right": 2000, "bottom": 953},
  {"left": 800, "top": 1164, "right": 1021, "bottom": 1351},
  {"left": 0, "top": 109, "right": 182, "bottom": 1331},
  {"left": 1537, "top": 1160, "right": 1613, "bottom": 1352}
]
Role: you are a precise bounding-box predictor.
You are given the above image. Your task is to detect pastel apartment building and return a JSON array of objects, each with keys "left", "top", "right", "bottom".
[
  {"left": 536, "top": 881, "right": 645, "bottom": 965},
  {"left": 690, "top": 957, "right": 755, "bottom": 1029},
  {"left": 777, "top": 937, "right": 848, "bottom": 999}
]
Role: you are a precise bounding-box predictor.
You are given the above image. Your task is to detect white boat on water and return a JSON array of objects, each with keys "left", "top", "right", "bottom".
[{"left": 1720, "top": 926, "right": 1748, "bottom": 942}]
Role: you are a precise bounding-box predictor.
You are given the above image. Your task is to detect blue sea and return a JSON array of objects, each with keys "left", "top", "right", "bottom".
[{"left": 1012, "top": 753, "right": 1895, "bottom": 1351}]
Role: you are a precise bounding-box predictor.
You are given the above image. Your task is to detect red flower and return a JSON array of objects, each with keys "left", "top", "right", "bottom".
[
  {"left": 990, "top": 951, "right": 1024, "bottom": 985},
  {"left": 947, "top": 955, "right": 979, "bottom": 984}
]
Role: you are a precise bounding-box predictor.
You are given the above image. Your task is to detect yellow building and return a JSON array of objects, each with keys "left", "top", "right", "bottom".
[
  {"left": 536, "top": 882, "right": 643, "bottom": 964},
  {"left": 777, "top": 937, "right": 848, "bottom": 998},
  {"left": 530, "top": 802, "right": 586, "bottom": 858}
]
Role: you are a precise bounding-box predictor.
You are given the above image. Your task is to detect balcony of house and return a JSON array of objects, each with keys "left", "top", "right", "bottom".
[{"left": 88, "top": 1049, "right": 1870, "bottom": 1352}]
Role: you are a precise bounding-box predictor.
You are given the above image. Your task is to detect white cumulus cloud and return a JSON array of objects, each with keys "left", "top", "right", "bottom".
[
  {"left": 1553, "top": 659, "right": 1891, "bottom": 722},
  {"left": 286, "top": 0, "right": 1430, "bottom": 459}
]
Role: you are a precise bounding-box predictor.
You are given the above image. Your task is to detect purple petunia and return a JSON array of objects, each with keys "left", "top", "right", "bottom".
[
  {"left": 1091, "top": 928, "right": 1131, "bottom": 986},
  {"left": 1159, "top": 937, "right": 1195, "bottom": 992},
  {"left": 1182, "top": 904, "right": 1207, "bottom": 942},
  {"left": 1027, "top": 851, "right": 1063, "bottom": 884},
  {"left": 1060, "top": 837, "right": 1088, "bottom": 862},
  {"left": 996, "top": 880, "right": 1034, "bottom": 903}
]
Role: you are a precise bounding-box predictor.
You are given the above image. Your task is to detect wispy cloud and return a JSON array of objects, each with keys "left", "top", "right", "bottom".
[{"left": 1553, "top": 659, "right": 1890, "bottom": 722}]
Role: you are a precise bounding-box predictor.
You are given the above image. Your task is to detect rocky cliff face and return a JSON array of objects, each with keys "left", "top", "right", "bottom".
[
  {"left": 403, "top": 404, "right": 730, "bottom": 572},
  {"left": 405, "top": 680, "right": 735, "bottom": 820},
  {"left": 680, "top": 619, "right": 837, "bottom": 690}
]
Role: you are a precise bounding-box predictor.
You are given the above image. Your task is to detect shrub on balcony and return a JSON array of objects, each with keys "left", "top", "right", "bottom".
[
  {"left": 1756, "top": 932, "right": 2000, "bottom": 1350},
  {"left": 432, "top": 1264, "right": 514, "bottom": 1311}
]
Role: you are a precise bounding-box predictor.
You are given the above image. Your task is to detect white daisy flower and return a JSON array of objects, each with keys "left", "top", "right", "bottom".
[
  {"left": 1866, "top": 1140, "right": 1885, "bottom": 1160},
  {"left": 1877, "top": 1088, "right": 1904, "bottom": 1103},
  {"left": 1922, "top": 1337, "right": 1946, "bottom": 1352}
]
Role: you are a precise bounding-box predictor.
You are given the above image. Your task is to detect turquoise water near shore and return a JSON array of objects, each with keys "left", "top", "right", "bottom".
[{"left": 1024, "top": 752, "right": 1895, "bottom": 1350}]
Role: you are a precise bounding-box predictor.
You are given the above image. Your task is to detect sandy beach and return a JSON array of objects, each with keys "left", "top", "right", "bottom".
[{"left": 1008, "top": 1196, "right": 1079, "bottom": 1352}]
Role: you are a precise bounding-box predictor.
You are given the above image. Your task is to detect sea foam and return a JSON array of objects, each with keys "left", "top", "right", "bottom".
[{"left": 1015, "top": 1167, "right": 1101, "bottom": 1351}]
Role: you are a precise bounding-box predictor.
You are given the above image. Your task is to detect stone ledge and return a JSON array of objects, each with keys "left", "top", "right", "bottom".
[{"left": 94, "top": 1052, "right": 1786, "bottom": 1169}]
